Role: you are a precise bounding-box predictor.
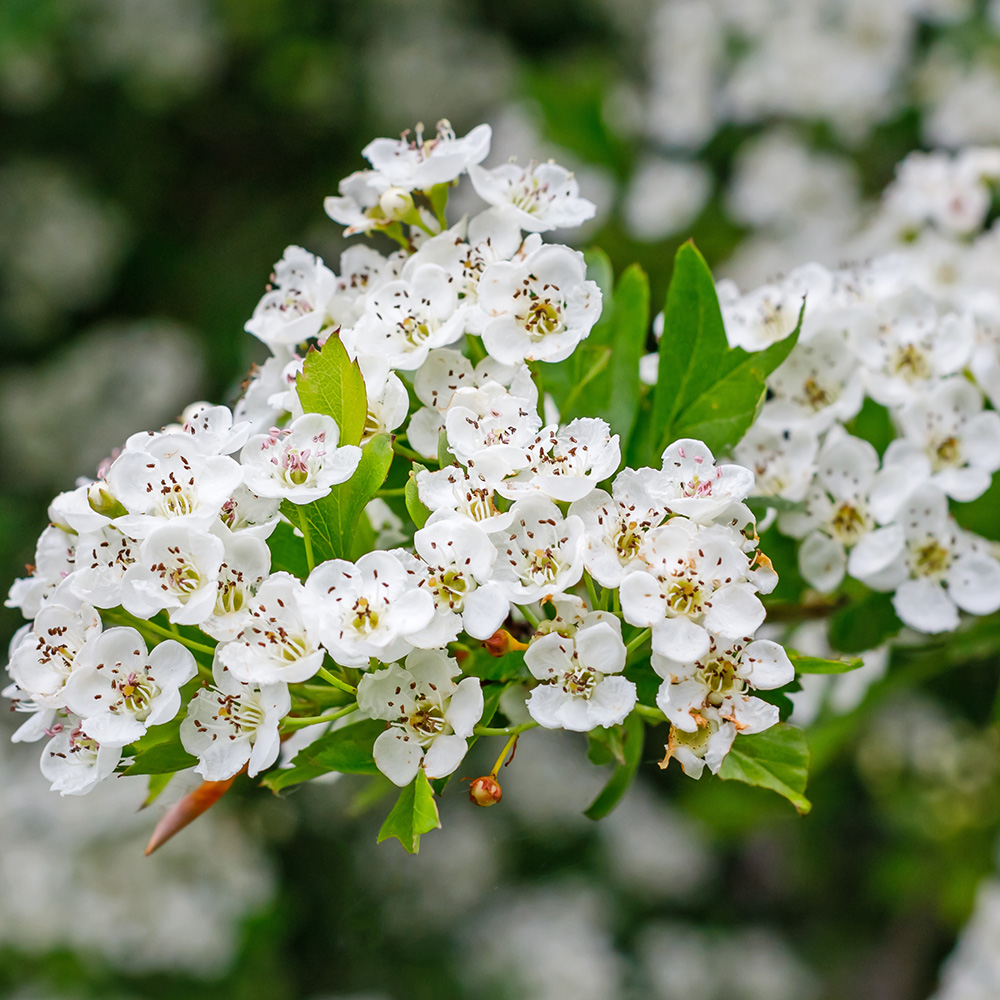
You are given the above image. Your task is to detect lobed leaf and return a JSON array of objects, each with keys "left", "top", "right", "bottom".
[
  {"left": 718, "top": 723, "right": 812, "bottom": 814},
  {"left": 377, "top": 770, "right": 441, "bottom": 854},
  {"left": 296, "top": 335, "right": 367, "bottom": 446}
]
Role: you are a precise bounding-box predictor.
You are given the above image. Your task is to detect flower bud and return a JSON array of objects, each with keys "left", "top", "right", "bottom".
[
  {"left": 483, "top": 629, "right": 529, "bottom": 658},
  {"left": 87, "top": 481, "right": 127, "bottom": 519},
  {"left": 379, "top": 186, "right": 414, "bottom": 221},
  {"left": 468, "top": 774, "right": 502, "bottom": 807}
]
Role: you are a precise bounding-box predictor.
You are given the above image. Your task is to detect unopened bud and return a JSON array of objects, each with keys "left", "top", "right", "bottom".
[
  {"left": 87, "top": 481, "right": 127, "bottom": 519},
  {"left": 468, "top": 775, "right": 502, "bottom": 807},
  {"left": 379, "top": 186, "right": 414, "bottom": 221},
  {"left": 483, "top": 629, "right": 529, "bottom": 658}
]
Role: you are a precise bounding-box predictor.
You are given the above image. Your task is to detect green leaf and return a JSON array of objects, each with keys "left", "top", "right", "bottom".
[
  {"left": 789, "top": 650, "right": 864, "bottom": 674},
  {"left": 124, "top": 739, "right": 198, "bottom": 776},
  {"left": 651, "top": 241, "right": 801, "bottom": 458},
  {"left": 587, "top": 724, "right": 627, "bottom": 767},
  {"left": 262, "top": 717, "right": 384, "bottom": 792},
  {"left": 296, "top": 336, "right": 368, "bottom": 446},
  {"left": 265, "top": 519, "right": 310, "bottom": 579},
  {"left": 828, "top": 589, "right": 900, "bottom": 654},
  {"left": 142, "top": 772, "right": 174, "bottom": 808},
  {"left": 718, "top": 723, "right": 812, "bottom": 815},
  {"left": 377, "top": 771, "right": 441, "bottom": 853},
  {"left": 282, "top": 433, "right": 394, "bottom": 563},
  {"left": 585, "top": 712, "right": 644, "bottom": 820},
  {"left": 405, "top": 463, "right": 431, "bottom": 530}
]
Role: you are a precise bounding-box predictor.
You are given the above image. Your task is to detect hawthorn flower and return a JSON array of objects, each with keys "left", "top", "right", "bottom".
[
  {"left": 362, "top": 120, "right": 492, "bottom": 191},
  {"left": 200, "top": 530, "right": 272, "bottom": 641},
  {"left": 488, "top": 497, "right": 586, "bottom": 603},
  {"left": 5, "top": 525, "right": 77, "bottom": 619},
  {"left": 404, "top": 517, "right": 508, "bottom": 643},
  {"left": 40, "top": 719, "right": 122, "bottom": 796},
  {"left": 216, "top": 572, "right": 324, "bottom": 685},
  {"left": 240, "top": 413, "right": 361, "bottom": 504},
  {"left": 477, "top": 243, "right": 602, "bottom": 365},
  {"left": 324, "top": 169, "right": 392, "bottom": 236},
  {"left": 652, "top": 637, "right": 792, "bottom": 742},
  {"left": 120, "top": 523, "right": 225, "bottom": 625},
  {"left": 416, "top": 466, "right": 514, "bottom": 533},
  {"left": 302, "top": 551, "right": 436, "bottom": 667},
  {"left": 568, "top": 469, "right": 670, "bottom": 588},
  {"left": 176, "top": 402, "right": 251, "bottom": 456},
  {"left": 356, "top": 650, "right": 484, "bottom": 786},
  {"left": 63, "top": 629, "right": 197, "bottom": 747},
  {"left": 468, "top": 160, "right": 596, "bottom": 232},
  {"left": 620, "top": 519, "right": 764, "bottom": 661},
  {"left": 524, "top": 617, "right": 635, "bottom": 732},
  {"left": 220, "top": 484, "right": 281, "bottom": 537},
  {"left": 180, "top": 661, "right": 291, "bottom": 781},
  {"left": 244, "top": 245, "right": 337, "bottom": 349},
  {"left": 107, "top": 434, "right": 243, "bottom": 539},
  {"left": 654, "top": 438, "right": 755, "bottom": 523},
  {"left": 732, "top": 410, "right": 820, "bottom": 503},
  {"left": 498, "top": 418, "right": 622, "bottom": 503},
  {"left": 7, "top": 599, "right": 103, "bottom": 708}
]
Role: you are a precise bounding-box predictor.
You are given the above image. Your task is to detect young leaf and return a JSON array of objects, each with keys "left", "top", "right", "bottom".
[
  {"left": 124, "top": 741, "right": 198, "bottom": 776},
  {"left": 405, "top": 463, "right": 431, "bottom": 530},
  {"left": 262, "top": 717, "right": 384, "bottom": 792},
  {"left": 651, "top": 241, "right": 800, "bottom": 459},
  {"left": 296, "top": 336, "right": 368, "bottom": 446},
  {"left": 718, "top": 723, "right": 811, "bottom": 815},
  {"left": 585, "top": 711, "right": 644, "bottom": 820},
  {"left": 282, "top": 433, "right": 394, "bottom": 563},
  {"left": 377, "top": 770, "right": 441, "bottom": 854},
  {"left": 789, "top": 650, "right": 864, "bottom": 674}
]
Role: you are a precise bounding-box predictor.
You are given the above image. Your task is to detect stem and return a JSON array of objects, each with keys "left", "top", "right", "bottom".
[
  {"left": 102, "top": 610, "right": 217, "bottom": 658},
  {"left": 375, "top": 487, "right": 407, "bottom": 498},
  {"left": 490, "top": 732, "right": 521, "bottom": 776},
  {"left": 626, "top": 627, "right": 652, "bottom": 655},
  {"left": 300, "top": 518, "right": 316, "bottom": 574},
  {"left": 393, "top": 441, "right": 433, "bottom": 464},
  {"left": 282, "top": 703, "right": 358, "bottom": 729},
  {"left": 474, "top": 720, "right": 538, "bottom": 738},
  {"left": 633, "top": 703, "right": 667, "bottom": 724},
  {"left": 516, "top": 604, "right": 541, "bottom": 630},
  {"left": 613, "top": 589, "right": 621, "bottom": 616},
  {"left": 585, "top": 573, "right": 599, "bottom": 612},
  {"left": 317, "top": 666, "right": 357, "bottom": 696}
]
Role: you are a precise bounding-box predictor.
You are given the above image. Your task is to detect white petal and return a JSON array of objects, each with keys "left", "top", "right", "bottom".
[
  {"left": 703, "top": 584, "right": 765, "bottom": 640},
  {"left": 651, "top": 616, "right": 710, "bottom": 663},
  {"left": 947, "top": 554, "right": 1000, "bottom": 616},
  {"left": 798, "top": 532, "right": 847, "bottom": 593},
  {"left": 892, "top": 578, "right": 959, "bottom": 634},
  {"left": 422, "top": 733, "right": 470, "bottom": 778},
  {"left": 740, "top": 640, "right": 794, "bottom": 690},
  {"left": 373, "top": 729, "right": 423, "bottom": 787}
]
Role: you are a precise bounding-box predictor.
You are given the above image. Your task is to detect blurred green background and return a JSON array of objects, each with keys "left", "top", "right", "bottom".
[{"left": 4, "top": 1, "right": 1000, "bottom": 998}]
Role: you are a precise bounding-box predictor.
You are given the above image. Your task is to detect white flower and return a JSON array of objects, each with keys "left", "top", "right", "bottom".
[
  {"left": 244, "top": 246, "right": 337, "bottom": 349},
  {"left": 180, "top": 661, "right": 290, "bottom": 780},
  {"left": 63, "top": 629, "right": 197, "bottom": 747},
  {"left": 107, "top": 434, "right": 243, "bottom": 538},
  {"left": 468, "top": 160, "right": 596, "bottom": 232},
  {"left": 302, "top": 551, "right": 436, "bottom": 667},
  {"left": 499, "top": 418, "right": 622, "bottom": 503},
  {"left": 655, "top": 438, "right": 755, "bottom": 523},
  {"left": 216, "top": 572, "right": 324, "bottom": 685},
  {"left": 345, "top": 264, "right": 466, "bottom": 376},
  {"left": 719, "top": 281, "right": 803, "bottom": 352},
  {"left": 5, "top": 526, "right": 78, "bottom": 619},
  {"left": 733, "top": 408, "right": 820, "bottom": 503},
  {"left": 176, "top": 402, "right": 251, "bottom": 456},
  {"left": 568, "top": 468, "right": 670, "bottom": 588},
  {"left": 362, "top": 120, "right": 491, "bottom": 191},
  {"left": 240, "top": 413, "right": 361, "bottom": 504},
  {"left": 219, "top": 484, "right": 281, "bottom": 538},
  {"left": 324, "top": 169, "right": 391, "bottom": 236},
  {"left": 120, "top": 523, "right": 225, "bottom": 625},
  {"left": 652, "top": 636, "right": 792, "bottom": 739},
  {"left": 524, "top": 618, "right": 635, "bottom": 732},
  {"left": 404, "top": 517, "right": 508, "bottom": 643},
  {"left": 39, "top": 719, "right": 122, "bottom": 796},
  {"left": 477, "top": 243, "right": 602, "bottom": 365},
  {"left": 356, "top": 650, "right": 484, "bottom": 786},
  {"left": 200, "top": 529, "right": 272, "bottom": 641},
  {"left": 416, "top": 465, "right": 514, "bottom": 533},
  {"left": 620, "top": 519, "right": 763, "bottom": 662},
  {"left": 488, "top": 496, "right": 586, "bottom": 604},
  {"left": 7, "top": 599, "right": 103, "bottom": 708}
]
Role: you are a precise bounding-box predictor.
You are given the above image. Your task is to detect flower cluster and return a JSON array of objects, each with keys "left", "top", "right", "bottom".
[{"left": 4, "top": 121, "right": 803, "bottom": 843}]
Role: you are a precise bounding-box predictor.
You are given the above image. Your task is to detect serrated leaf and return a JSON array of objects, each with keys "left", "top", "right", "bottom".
[
  {"left": 142, "top": 772, "right": 175, "bottom": 808},
  {"left": 265, "top": 519, "right": 309, "bottom": 579},
  {"left": 377, "top": 770, "right": 441, "bottom": 853},
  {"left": 789, "top": 650, "right": 864, "bottom": 674},
  {"left": 124, "top": 737, "right": 198, "bottom": 776},
  {"left": 296, "top": 336, "right": 367, "bottom": 446},
  {"left": 405, "top": 464, "right": 431, "bottom": 530},
  {"left": 585, "top": 711, "right": 644, "bottom": 820},
  {"left": 718, "top": 723, "right": 811, "bottom": 814},
  {"left": 262, "top": 716, "right": 383, "bottom": 792},
  {"left": 282, "top": 433, "right": 394, "bottom": 564},
  {"left": 651, "top": 241, "right": 801, "bottom": 458}
]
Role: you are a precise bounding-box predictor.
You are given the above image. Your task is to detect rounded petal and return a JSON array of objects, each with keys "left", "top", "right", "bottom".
[
  {"left": 740, "top": 640, "right": 794, "bottom": 690},
  {"left": 586, "top": 676, "right": 637, "bottom": 729},
  {"left": 422, "top": 732, "right": 470, "bottom": 779},
  {"left": 947, "top": 554, "right": 1000, "bottom": 616},
  {"left": 798, "top": 532, "right": 847, "bottom": 593},
  {"left": 651, "top": 617, "right": 710, "bottom": 663},
  {"left": 445, "top": 677, "right": 485, "bottom": 737},
  {"left": 703, "top": 584, "right": 765, "bottom": 640},
  {"left": 892, "top": 578, "right": 959, "bottom": 634},
  {"left": 373, "top": 729, "right": 423, "bottom": 787}
]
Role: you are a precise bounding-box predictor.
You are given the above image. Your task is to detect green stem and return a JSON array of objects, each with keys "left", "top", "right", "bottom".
[
  {"left": 516, "top": 604, "right": 541, "bottom": 630},
  {"left": 625, "top": 627, "right": 652, "bottom": 656},
  {"left": 282, "top": 703, "right": 358, "bottom": 729},
  {"left": 300, "top": 518, "right": 316, "bottom": 573},
  {"left": 102, "top": 610, "right": 217, "bottom": 658},
  {"left": 584, "top": 573, "right": 599, "bottom": 612},
  {"left": 317, "top": 666, "right": 357, "bottom": 696},
  {"left": 633, "top": 703, "right": 666, "bottom": 724},
  {"left": 613, "top": 589, "right": 621, "bottom": 616},
  {"left": 375, "top": 487, "right": 407, "bottom": 497},
  {"left": 474, "top": 720, "right": 538, "bottom": 738},
  {"left": 393, "top": 441, "right": 432, "bottom": 463}
]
